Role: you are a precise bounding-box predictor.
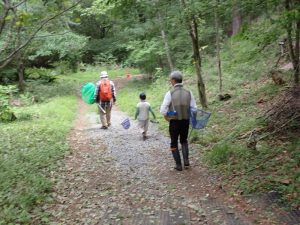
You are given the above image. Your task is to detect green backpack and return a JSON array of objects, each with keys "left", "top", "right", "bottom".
[{"left": 81, "top": 82, "right": 96, "bottom": 104}]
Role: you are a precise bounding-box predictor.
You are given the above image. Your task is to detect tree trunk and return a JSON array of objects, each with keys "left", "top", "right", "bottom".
[
  {"left": 161, "top": 29, "right": 174, "bottom": 71},
  {"left": 285, "top": 0, "right": 300, "bottom": 85},
  {"left": 180, "top": 0, "right": 208, "bottom": 108},
  {"left": 215, "top": 2, "right": 223, "bottom": 94},
  {"left": 158, "top": 12, "right": 174, "bottom": 71},
  {"left": 294, "top": 2, "right": 299, "bottom": 85},
  {"left": 17, "top": 58, "right": 25, "bottom": 91},
  {"left": 189, "top": 18, "right": 208, "bottom": 108},
  {"left": 0, "top": 0, "right": 11, "bottom": 35},
  {"left": 15, "top": 14, "right": 25, "bottom": 92},
  {"left": 232, "top": 0, "right": 241, "bottom": 35}
]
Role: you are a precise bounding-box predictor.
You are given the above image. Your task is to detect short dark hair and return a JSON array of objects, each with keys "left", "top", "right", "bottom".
[
  {"left": 139, "top": 92, "right": 146, "bottom": 100},
  {"left": 169, "top": 71, "right": 183, "bottom": 83}
]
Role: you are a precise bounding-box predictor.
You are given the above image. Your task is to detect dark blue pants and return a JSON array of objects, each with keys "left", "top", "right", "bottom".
[{"left": 169, "top": 119, "right": 189, "bottom": 149}]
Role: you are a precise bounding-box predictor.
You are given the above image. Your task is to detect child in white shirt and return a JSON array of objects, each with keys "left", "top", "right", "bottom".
[{"left": 135, "top": 92, "right": 156, "bottom": 140}]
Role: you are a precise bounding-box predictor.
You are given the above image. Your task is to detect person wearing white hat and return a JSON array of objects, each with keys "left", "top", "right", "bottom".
[
  {"left": 94, "top": 71, "right": 116, "bottom": 129},
  {"left": 100, "top": 71, "right": 108, "bottom": 78}
]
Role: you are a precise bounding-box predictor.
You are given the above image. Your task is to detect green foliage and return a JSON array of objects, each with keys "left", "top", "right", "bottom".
[
  {"left": 0, "top": 68, "right": 79, "bottom": 223},
  {"left": 93, "top": 53, "right": 117, "bottom": 66},
  {"left": 0, "top": 108, "right": 17, "bottom": 122},
  {"left": 221, "top": 39, "right": 271, "bottom": 81},
  {"left": 152, "top": 67, "right": 165, "bottom": 81},
  {"left": 0, "top": 95, "right": 77, "bottom": 224},
  {"left": 0, "top": 85, "right": 18, "bottom": 104},
  {"left": 239, "top": 17, "right": 284, "bottom": 48},
  {"left": 223, "top": 139, "right": 300, "bottom": 207},
  {"left": 76, "top": 0, "right": 183, "bottom": 72},
  {"left": 25, "top": 67, "right": 58, "bottom": 83},
  {"left": 25, "top": 79, "right": 77, "bottom": 103},
  {"left": 83, "top": 0, "right": 122, "bottom": 16},
  {"left": 51, "top": 60, "right": 73, "bottom": 75},
  {"left": 125, "top": 38, "right": 164, "bottom": 73},
  {"left": 0, "top": 68, "right": 18, "bottom": 83},
  {"left": 205, "top": 144, "right": 234, "bottom": 165},
  {"left": 1, "top": 0, "right": 81, "bottom": 70},
  {"left": 0, "top": 85, "right": 18, "bottom": 122},
  {"left": 59, "top": 66, "right": 139, "bottom": 84},
  {"left": 279, "top": 0, "right": 300, "bottom": 29},
  {"left": 29, "top": 32, "right": 88, "bottom": 72},
  {"left": 35, "top": 31, "right": 87, "bottom": 59}
]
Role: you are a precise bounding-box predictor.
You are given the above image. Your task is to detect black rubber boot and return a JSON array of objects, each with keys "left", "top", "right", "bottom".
[
  {"left": 182, "top": 143, "right": 190, "bottom": 167},
  {"left": 171, "top": 149, "right": 182, "bottom": 171}
]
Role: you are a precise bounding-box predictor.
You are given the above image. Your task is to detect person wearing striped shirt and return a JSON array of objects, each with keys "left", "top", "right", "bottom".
[{"left": 94, "top": 71, "right": 116, "bottom": 129}]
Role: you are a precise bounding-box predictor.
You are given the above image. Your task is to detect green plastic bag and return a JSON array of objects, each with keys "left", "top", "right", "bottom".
[{"left": 81, "top": 82, "right": 96, "bottom": 104}]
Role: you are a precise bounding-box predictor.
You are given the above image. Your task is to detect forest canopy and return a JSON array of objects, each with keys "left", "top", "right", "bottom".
[{"left": 1, "top": 0, "right": 299, "bottom": 84}]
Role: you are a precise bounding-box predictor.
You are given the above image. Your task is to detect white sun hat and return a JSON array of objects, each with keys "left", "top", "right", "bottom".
[{"left": 100, "top": 71, "right": 108, "bottom": 78}]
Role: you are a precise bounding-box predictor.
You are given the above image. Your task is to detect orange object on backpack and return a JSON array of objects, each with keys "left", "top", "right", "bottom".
[{"left": 99, "top": 80, "right": 113, "bottom": 101}]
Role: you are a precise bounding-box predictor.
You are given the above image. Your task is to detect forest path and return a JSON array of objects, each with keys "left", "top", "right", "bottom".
[{"left": 44, "top": 76, "right": 284, "bottom": 225}]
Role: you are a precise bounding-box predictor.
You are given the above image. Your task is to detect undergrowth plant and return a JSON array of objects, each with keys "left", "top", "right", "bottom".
[
  {"left": 0, "top": 85, "right": 18, "bottom": 122},
  {"left": 0, "top": 96, "right": 77, "bottom": 224},
  {"left": 0, "top": 66, "right": 81, "bottom": 224}
]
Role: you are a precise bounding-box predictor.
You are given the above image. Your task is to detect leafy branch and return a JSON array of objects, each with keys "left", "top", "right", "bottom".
[{"left": 0, "top": 0, "right": 83, "bottom": 69}]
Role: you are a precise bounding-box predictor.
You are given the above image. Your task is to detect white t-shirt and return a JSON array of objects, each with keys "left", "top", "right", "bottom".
[{"left": 137, "top": 101, "right": 151, "bottom": 120}]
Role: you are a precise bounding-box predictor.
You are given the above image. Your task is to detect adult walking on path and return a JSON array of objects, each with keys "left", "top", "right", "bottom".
[
  {"left": 94, "top": 71, "right": 116, "bottom": 129},
  {"left": 160, "top": 71, "right": 197, "bottom": 171}
]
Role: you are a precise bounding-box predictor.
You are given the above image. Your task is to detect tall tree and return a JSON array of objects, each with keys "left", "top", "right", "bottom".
[
  {"left": 15, "top": 19, "right": 25, "bottom": 91},
  {"left": 231, "top": 0, "right": 241, "bottom": 35},
  {"left": 179, "top": 0, "right": 208, "bottom": 108},
  {"left": 284, "top": 0, "right": 300, "bottom": 85},
  {"left": 215, "top": 0, "right": 223, "bottom": 94},
  {"left": 158, "top": 11, "right": 174, "bottom": 71}
]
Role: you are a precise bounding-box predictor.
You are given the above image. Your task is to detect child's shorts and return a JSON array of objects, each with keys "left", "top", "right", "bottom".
[{"left": 138, "top": 119, "right": 149, "bottom": 133}]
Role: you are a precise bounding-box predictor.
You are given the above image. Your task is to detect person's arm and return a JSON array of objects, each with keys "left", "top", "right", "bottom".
[
  {"left": 94, "top": 82, "right": 100, "bottom": 102},
  {"left": 160, "top": 91, "right": 171, "bottom": 121},
  {"left": 135, "top": 107, "right": 139, "bottom": 120},
  {"left": 149, "top": 106, "right": 156, "bottom": 119}
]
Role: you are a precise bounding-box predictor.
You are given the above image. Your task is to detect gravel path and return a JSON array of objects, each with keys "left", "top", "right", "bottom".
[{"left": 43, "top": 78, "right": 285, "bottom": 225}]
